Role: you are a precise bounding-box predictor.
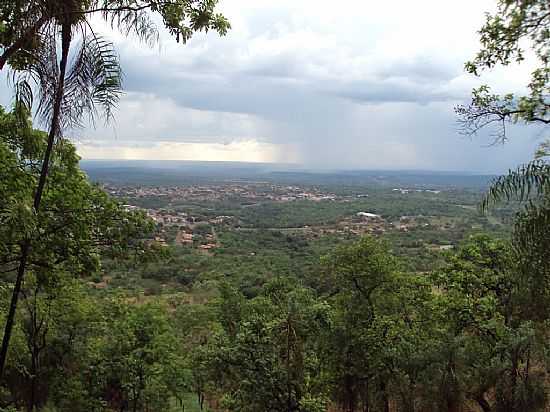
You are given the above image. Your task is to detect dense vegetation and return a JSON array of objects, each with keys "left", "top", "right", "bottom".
[
  {"left": 0, "top": 106, "right": 547, "bottom": 412},
  {"left": 0, "top": 0, "right": 548, "bottom": 411}
]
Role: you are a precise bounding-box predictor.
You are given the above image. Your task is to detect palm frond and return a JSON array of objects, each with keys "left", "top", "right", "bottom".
[
  {"left": 61, "top": 32, "right": 122, "bottom": 129},
  {"left": 100, "top": 2, "right": 159, "bottom": 47},
  {"left": 10, "top": 74, "right": 33, "bottom": 113},
  {"left": 10, "top": 23, "right": 122, "bottom": 134},
  {"left": 513, "top": 198, "right": 550, "bottom": 312},
  {"left": 535, "top": 140, "right": 550, "bottom": 160},
  {"left": 30, "top": 23, "right": 61, "bottom": 132},
  {"left": 514, "top": 200, "right": 550, "bottom": 258},
  {"left": 481, "top": 161, "right": 550, "bottom": 211}
]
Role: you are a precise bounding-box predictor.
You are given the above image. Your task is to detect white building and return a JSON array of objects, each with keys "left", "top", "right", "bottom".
[{"left": 356, "top": 212, "right": 381, "bottom": 219}]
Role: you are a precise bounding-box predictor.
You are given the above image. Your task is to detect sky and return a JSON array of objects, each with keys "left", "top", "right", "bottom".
[{"left": 2, "top": 0, "right": 547, "bottom": 172}]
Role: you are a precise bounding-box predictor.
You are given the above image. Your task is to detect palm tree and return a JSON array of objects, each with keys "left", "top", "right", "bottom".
[
  {"left": 0, "top": 1, "right": 123, "bottom": 379},
  {"left": 481, "top": 144, "right": 550, "bottom": 317},
  {"left": 0, "top": 0, "right": 229, "bottom": 378}
]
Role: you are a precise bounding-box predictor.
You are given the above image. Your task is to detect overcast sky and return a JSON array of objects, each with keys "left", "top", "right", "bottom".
[{"left": 3, "top": 0, "right": 547, "bottom": 172}]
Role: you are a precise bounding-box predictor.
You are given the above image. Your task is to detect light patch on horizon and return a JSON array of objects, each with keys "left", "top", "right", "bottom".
[{"left": 76, "top": 139, "right": 301, "bottom": 164}]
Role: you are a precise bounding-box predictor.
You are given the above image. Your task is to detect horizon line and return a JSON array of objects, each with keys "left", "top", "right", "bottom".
[{"left": 80, "top": 159, "right": 501, "bottom": 175}]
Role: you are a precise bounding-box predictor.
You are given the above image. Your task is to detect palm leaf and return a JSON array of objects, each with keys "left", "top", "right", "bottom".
[
  {"left": 514, "top": 199, "right": 550, "bottom": 256},
  {"left": 62, "top": 32, "right": 122, "bottom": 129},
  {"left": 481, "top": 161, "right": 550, "bottom": 211},
  {"left": 97, "top": 0, "right": 159, "bottom": 46},
  {"left": 10, "top": 26, "right": 122, "bottom": 134}
]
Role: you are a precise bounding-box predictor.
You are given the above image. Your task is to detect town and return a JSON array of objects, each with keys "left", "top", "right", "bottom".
[{"left": 104, "top": 181, "right": 470, "bottom": 256}]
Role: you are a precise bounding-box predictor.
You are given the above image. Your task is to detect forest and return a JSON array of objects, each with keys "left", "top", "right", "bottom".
[{"left": 0, "top": 0, "right": 549, "bottom": 411}]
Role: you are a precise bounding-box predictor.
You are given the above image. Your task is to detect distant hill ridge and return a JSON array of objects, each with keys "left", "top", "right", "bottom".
[{"left": 81, "top": 160, "right": 495, "bottom": 189}]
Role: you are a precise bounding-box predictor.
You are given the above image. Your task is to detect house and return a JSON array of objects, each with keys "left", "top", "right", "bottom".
[{"left": 176, "top": 231, "right": 194, "bottom": 245}]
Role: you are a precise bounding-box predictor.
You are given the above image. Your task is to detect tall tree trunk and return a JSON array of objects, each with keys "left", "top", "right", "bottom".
[
  {"left": 199, "top": 392, "right": 204, "bottom": 410},
  {"left": 29, "top": 347, "right": 37, "bottom": 412},
  {"left": 0, "top": 22, "right": 72, "bottom": 380},
  {"left": 363, "top": 377, "right": 369, "bottom": 412},
  {"left": 380, "top": 380, "right": 389, "bottom": 412},
  {"left": 401, "top": 378, "right": 416, "bottom": 412},
  {"left": 286, "top": 316, "right": 293, "bottom": 412},
  {"left": 344, "top": 374, "right": 355, "bottom": 412}
]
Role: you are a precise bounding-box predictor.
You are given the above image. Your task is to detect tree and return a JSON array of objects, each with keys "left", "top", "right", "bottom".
[
  {"left": 205, "top": 279, "right": 331, "bottom": 412},
  {"left": 320, "top": 236, "right": 435, "bottom": 412},
  {"left": 0, "top": 106, "right": 157, "bottom": 390},
  {"left": 173, "top": 300, "right": 221, "bottom": 410},
  {"left": 1, "top": 273, "right": 101, "bottom": 412},
  {"left": 0, "top": 0, "right": 230, "bottom": 71},
  {"left": 456, "top": 0, "right": 549, "bottom": 142},
  {"left": 461, "top": 0, "right": 550, "bottom": 321},
  {"left": 431, "top": 235, "right": 548, "bottom": 412},
  {"left": 457, "top": 3, "right": 550, "bottom": 383},
  {"left": 0, "top": 0, "right": 230, "bottom": 379},
  {"left": 480, "top": 148, "right": 549, "bottom": 308},
  {"left": 97, "top": 301, "right": 178, "bottom": 412},
  {"left": 320, "top": 236, "right": 394, "bottom": 412}
]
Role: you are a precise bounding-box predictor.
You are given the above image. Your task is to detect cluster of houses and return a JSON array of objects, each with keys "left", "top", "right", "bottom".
[
  {"left": 115, "top": 183, "right": 455, "bottom": 254},
  {"left": 107, "top": 183, "right": 338, "bottom": 203},
  {"left": 121, "top": 204, "right": 230, "bottom": 251},
  {"left": 175, "top": 230, "right": 217, "bottom": 251},
  {"left": 346, "top": 211, "right": 441, "bottom": 235}
]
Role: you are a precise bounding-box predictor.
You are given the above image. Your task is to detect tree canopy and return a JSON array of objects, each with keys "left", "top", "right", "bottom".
[{"left": 456, "top": 0, "right": 549, "bottom": 142}]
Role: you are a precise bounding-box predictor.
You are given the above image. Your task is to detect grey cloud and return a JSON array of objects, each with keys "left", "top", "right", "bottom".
[
  {"left": 114, "top": 17, "right": 475, "bottom": 115},
  {"left": 117, "top": 49, "right": 465, "bottom": 117},
  {"left": 372, "top": 56, "right": 461, "bottom": 84},
  {"left": 0, "top": 1, "right": 541, "bottom": 173},
  {"left": 331, "top": 80, "right": 460, "bottom": 104},
  {"left": 242, "top": 57, "right": 304, "bottom": 80}
]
